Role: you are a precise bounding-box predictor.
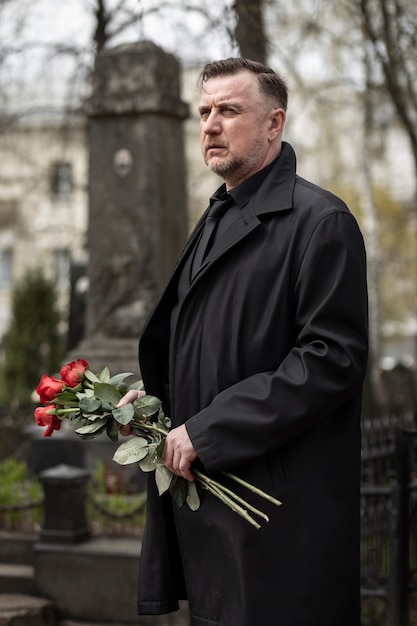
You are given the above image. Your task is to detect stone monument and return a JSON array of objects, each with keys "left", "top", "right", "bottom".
[{"left": 74, "top": 41, "right": 189, "bottom": 376}]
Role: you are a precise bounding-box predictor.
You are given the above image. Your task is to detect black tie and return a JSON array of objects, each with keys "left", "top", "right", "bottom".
[{"left": 191, "top": 194, "right": 234, "bottom": 278}]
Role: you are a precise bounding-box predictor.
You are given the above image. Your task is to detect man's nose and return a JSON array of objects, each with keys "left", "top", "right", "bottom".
[{"left": 202, "top": 112, "right": 221, "bottom": 134}]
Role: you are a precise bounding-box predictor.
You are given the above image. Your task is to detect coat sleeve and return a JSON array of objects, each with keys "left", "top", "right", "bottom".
[{"left": 185, "top": 209, "right": 369, "bottom": 475}]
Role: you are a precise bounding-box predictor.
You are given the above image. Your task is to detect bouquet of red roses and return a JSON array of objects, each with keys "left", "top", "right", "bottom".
[{"left": 34, "top": 359, "right": 282, "bottom": 529}]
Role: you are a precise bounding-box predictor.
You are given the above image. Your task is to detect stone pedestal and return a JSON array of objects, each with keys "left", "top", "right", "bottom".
[
  {"left": 34, "top": 538, "right": 191, "bottom": 624},
  {"left": 38, "top": 465, "right": 90, "bottom": 544},
  {"left": 74, "top": 41, "right": 189, "bottom": 375}
]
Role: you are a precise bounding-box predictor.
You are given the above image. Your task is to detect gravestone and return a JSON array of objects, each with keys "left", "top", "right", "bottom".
[{"left": 73, "top": 41, "right": 189, "bottom": 376}]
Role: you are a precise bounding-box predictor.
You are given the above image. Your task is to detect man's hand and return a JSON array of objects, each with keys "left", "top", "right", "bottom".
[
  {"left": 116, "top": 389, "right": 145, "bottom": 436},
  {"left": 161, "top": 424, "right": 197, "bottom": 482}
]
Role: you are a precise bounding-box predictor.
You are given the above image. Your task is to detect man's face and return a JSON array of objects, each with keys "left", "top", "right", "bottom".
[{"left": 199, "top": 70, "right": 284, "bottom": 189}]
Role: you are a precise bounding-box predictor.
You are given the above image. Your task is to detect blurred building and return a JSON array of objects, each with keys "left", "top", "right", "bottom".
[{"left": 0, "top": 110, "right": 88, "bottom": 341}]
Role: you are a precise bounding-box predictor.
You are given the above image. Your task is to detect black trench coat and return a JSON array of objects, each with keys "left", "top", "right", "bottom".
[{"left": 137, "top": 142, "right": 368, "bottom": 626}]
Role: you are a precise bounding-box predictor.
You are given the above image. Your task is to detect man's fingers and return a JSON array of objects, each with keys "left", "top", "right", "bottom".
[
  {"left": 178, "top": 459, "right": 194, "bottom": 482},
  {"left": 116, "top": 390, "right": 146, "bottom": 437},
  {"left": 117, "top": 389, "right": 145, "bottom": 408},
  {"left": 162, "top": 449, "right": 194, "bottom": 481},
  {"left": 161, "top": 425, "right": 197, "bottom": 481}
]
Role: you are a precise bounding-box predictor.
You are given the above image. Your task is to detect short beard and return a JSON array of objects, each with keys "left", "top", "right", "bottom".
[
  {"left": 208, "top": 156, "right": 245, "bottom": 179},
  {"left": 206, "top": 142, "right": 265, "bottom": 186}
]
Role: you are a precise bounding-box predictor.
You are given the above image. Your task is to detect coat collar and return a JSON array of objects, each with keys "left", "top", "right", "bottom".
[{"left": 250, "top": 140, "right": 296, "bottom": 217}]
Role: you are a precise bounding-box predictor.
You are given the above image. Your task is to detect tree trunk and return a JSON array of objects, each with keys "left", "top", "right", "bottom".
[
  {"left": 233, "top": 0, "right": 267, "bottom": 64},
  {"left": 94, "top": 0, "right": 110, "bottom": 52}
]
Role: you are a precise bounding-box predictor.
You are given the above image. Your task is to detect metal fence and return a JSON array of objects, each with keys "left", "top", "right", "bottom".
[{"left": 360, "top": 409, "right": 417, "bottom": 626}]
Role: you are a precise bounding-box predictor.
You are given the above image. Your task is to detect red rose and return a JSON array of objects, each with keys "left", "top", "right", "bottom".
[
  {"left": 36, "top": 375, "right": 65, "bottom": 403},
  {"left": 34, "top": 405, "right": 61, "bottom": 437},
  {"left": 60, "top": 359, "right": 89, "bottom": 387}
]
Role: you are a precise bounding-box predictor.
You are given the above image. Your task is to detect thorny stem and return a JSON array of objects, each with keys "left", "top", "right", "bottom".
[
  {"left": 194, "top": 469, "right": 269, "bottom": 523},
  {"left": 195, "top": 471, "right": 261, "bottom": 529},
  {"left": 55, "top": 408, "right": 79, "bottom": 416},
  {"left": 223, "top": 472, "right": 282, "bottom": 507},
  {"left": 131, "top": 418, "right": 168, "bottom": 438}
]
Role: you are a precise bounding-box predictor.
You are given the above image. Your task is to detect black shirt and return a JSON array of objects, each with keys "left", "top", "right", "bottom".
[{"left": 208, "top": 157, "right": 277, "bottom": 246}]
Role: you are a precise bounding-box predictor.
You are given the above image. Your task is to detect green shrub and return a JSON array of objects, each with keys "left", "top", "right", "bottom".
[
  {"left": 0, "top": 267, "right": 63, "bottom": 411},
  {"left": 0, "top": 457, "right": 43, "bottom": 531}
]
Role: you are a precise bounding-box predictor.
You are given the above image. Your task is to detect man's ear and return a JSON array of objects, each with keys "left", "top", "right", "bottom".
[{"left": 268, "top": 108, "right": 286, "bottom": 141}]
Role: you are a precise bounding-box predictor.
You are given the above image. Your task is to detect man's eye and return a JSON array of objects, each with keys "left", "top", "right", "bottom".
[{"left": 200, "top": 110, "right": 210, "bottom": 120}]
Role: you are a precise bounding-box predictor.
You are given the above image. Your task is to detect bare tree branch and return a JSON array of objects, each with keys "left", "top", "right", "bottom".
[{"left": 356, "top": 0, "right": 417, "bottom": 177}]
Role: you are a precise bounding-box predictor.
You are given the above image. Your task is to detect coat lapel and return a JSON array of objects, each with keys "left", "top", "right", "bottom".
[
  {"left": 194, "top": 203, "right": 261, "bottom": 279},
  {"left": 161, "top": 142, "right": 298, "bottom": 290},
  {"left": 191, "top": 142, "right": 297, "bottom": 282}
]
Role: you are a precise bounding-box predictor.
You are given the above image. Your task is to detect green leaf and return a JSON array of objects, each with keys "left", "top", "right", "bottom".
[
  {"left": 138, "top": 454, "right": 156, "bottom": 472},
  {"left": 186, "top": 480, "right": 201, "bottom": 511},
  {"left": 98, "top": 366, "right": 110, "bottom": 383},
  {"left": 84, "top": 369, "right": 100, "bottom": 384},
  {"left": 106, "top": 419, "right": 119, "bottom": 442},
  {"left": 133, "top": 395, "right": 162, "bottom": 417},
  {"left": 170, "top": 477, "right": 187, "bottom": 507},
  {"left": 112, "top": 404, "right": 134, "bottom": 425},
  {"left": 101, "top": 401, "right": 116, "bottom": 412},
  {"left": 155, "top": 463, "right": 174, "bottom": 495},
  {"left": 131, "top": 425, "right": 157, "bottom": 441},
  {"left": 128, "top": 379, "right": 145, "bottom": 392},
  {"left": 54, "top": 390, "right": 79, "bottom": 406},
  {"left": 138, "top": 444, "right": 158, "bottom": 472},
  {"left": 76, "top": 388, "right": 94, "bottom": 398},
  {"left": 109, "top": 372, "right": 135, "bottom": 387},
  {"left": 79, "top": 396, "right": 101, "bottom": 413},
  {"left": 156, "top": 438, "right": 165, "bottom": 457},
  {"left": 158, "top": 411, "right": 171, "bottom": 430},
  {"left": 113, "top": 437, "right": 149, "bottom": 465},
  {"left": 75, "top": 418, "right": 108, "bottom": 438},
  {"left": 93, "top": 382, "right": 122, "bottom": 406},
  {"left": 69, "top": 413, "right": 82, "bottom": 424},
  {"left": 82, "top": 412, "right": 110, "bottom": 421}
]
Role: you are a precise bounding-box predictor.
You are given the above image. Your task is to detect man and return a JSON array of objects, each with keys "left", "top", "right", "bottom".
[{"left": 120, "top": 58, "right": 368, "bottom": 626}]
